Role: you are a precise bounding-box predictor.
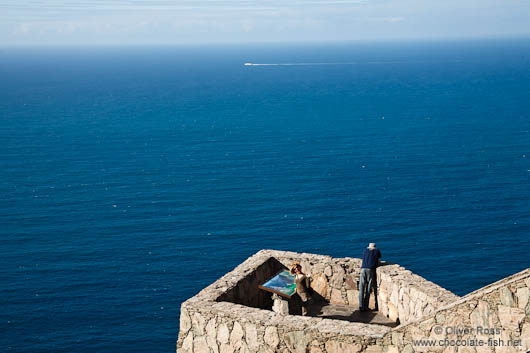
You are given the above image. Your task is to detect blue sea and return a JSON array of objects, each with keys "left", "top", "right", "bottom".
[{"left": 1, "top": 39, "right": 530, "bottom": 352}]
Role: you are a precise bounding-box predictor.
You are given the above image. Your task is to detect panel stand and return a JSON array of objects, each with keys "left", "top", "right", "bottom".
[{"left": 272, "top": 294, "right": 289, "bottom": 315}]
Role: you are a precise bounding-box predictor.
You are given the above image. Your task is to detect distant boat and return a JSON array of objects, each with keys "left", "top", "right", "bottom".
[{"left": 244, "top": 62, "right": 253, "bottom": 66}]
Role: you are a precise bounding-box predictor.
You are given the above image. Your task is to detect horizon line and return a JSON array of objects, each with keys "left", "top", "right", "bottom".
[{"left": 2, "top": 35, "right": 530, "bottom": 48}]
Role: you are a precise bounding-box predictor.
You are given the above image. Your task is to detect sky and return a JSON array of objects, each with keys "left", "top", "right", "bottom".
[{"left": 1, "top": 0, "right": 530, "bottom": 46}]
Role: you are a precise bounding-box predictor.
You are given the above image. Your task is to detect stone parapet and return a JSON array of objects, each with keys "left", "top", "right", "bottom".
[
  {"left": 177, "top": 250, "right": 529, "bottom": 353},
  {"left": 376, "top": 268, "right": 530, "bottom": 352},
  {"left": 178, "top": 250, "right": 391, "bottom": 353},
  {"left": 376, "top": 264, "right": 458, "bottom": 324}
]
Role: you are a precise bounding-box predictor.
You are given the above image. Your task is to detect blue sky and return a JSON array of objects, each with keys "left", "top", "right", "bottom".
[{"left": 1, "top": 0, "right": 530, "bottom": 45}]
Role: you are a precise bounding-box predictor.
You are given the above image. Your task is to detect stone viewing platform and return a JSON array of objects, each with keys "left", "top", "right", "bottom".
[{"left": 177, "top": 250, "right": 530, "bottom": 353}]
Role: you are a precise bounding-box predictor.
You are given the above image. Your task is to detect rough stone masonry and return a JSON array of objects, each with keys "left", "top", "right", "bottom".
[{"left": 177, "top": 250, "right": 530, "bottom": 353}]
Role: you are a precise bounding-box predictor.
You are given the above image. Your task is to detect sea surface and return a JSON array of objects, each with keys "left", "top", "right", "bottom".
[{"left": 1, "top": 39, "right": 530, "bottom": 352}]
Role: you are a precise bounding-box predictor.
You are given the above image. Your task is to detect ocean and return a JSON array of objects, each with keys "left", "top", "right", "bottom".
[{"left": 1, "top": 39, "right": 529, "bottom": 352}]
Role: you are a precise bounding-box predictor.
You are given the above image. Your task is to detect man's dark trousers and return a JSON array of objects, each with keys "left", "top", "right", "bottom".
[{"left": 358, "top": 268, "right": 378, "bottom": 311}]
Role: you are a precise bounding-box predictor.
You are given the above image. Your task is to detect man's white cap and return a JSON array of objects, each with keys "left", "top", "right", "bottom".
[{"left": 367, "top": 243, "right": 376, "bottom": 249}]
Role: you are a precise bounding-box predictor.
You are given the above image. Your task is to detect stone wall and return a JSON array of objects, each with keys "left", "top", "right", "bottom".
[
  {"left": 179, "top": 302, "right": 390, "bottom": 353},
  {"left": 217, "top": 257, "right": 285, "bottom": 310},
  {"left": 253, "top": 250, "right": 457, "bottom": 324},
  {"left": 376, "top": 265, "right": 458, "bottom": 324},
  {"left": 177, "top": 250, "right": 463, "bottom": 353},
  {"left": 178, "top": 250, "right": 391, "bottom": 353},
  {"left": 177, "top": 250, "right": 529, "bottom": 353},
  {"left": 374, "top": 268, "right": 530, "bottom": 353},
  {"left": 264, "top": 251, "right": 363, "bottom": 307}
]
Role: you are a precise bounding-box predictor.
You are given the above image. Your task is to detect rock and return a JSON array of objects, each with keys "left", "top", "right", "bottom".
[
  {"left": 207, "top": 336, "right": 219, "bottom": 353},
  {"left": 245, "top": 323, "right": 259, "bottom": 352},
  {"left": 365, "top": 346, "right": 383, "bottom": 353},
  {"left": 378, "top": 288, "right": 388, "bottom": 303},
  {"left": 311, "top": 263, "right": 325, "bottom": 275},
  {"left": 516, "top": 287, "right": 529, "bottom": 309},
  {"left": 379, "top": 272, "right": 390, "bottom": 283},
  {"left": 324, "top": 340, "right": 361, "bottom": 353},
  {"left": 329, "top": 265, "right": 345, "bottom": 288},
  {"left": 435, "top": 312, "right": 446, "bottom": 324},
  {"left": 521, "top": 322, "right": 530, "bottom": 351},
  {"left": 380, "top": 301, "right": 388, "bottom": 317},
  {"left": 235, "top": 340, "right": 250, "bottom": 353},
  {"left": 330, "top": 289, "right": 345, "bottom": 304},
  {"left": 388, "top": 302, "right": 398, "bottom": 322},
  {"left": 414, "top": 300, "right": 424, "bottom": 320},
  {"left": 311, "top": 273, "right": 328, "bottom": 298},
  {"left": 180, "top": 309, "right": 192, "bottom": 334},
  {"left": 230, "top": 322, "right": 244, "bottom": 346},
  {"left": 330, "top": 273, "right": 344, "bottom": 289},
  {"left": 205, "top": 319, "right": 219, "bottom": 353},
  {"left": 401, "top": 344, "right": 413, "bottom": 353},
  {"left": 324, "top": 266, "right": 333, "bottom": 277},
  {"left": 384, "top": 346, "right": 399, "bottom": 353},
  {"left": 399, "top": 287, "right": 406, "bottom": 302},
  {"left": 500, "top": 287, "right": 515, "bottom": 307},
  {"left": 496, "top": 329, "right": 517, "bottom": 353},
  {"left": 220, "top": 343, "right": 234, "bottom": 353},
  {"left": 417, "top": 290, "right": 427, "bottom": 302},
  {"left": 272, "top": 296, "right": 289, "bottom": 315},
  {"left": 194, "top": 336, "right": 209, "bottom": 353},
  {"left": 398, "top": 305, "right": 407, "bottom": 324},
  {"left": 332, "top": 264, "right": 345, "bottom": 275},
  {"left": 301, "top": 260, "right": 312, "bottom": 275},
  {"left": 258, "top": 348, "right": 275, "bottom": 353},
  {"left": 423, "top": 303, "right": 434, "bottom": 315},
  {"left": 308, "top": 340, "right": 323, "bottom": 353},
  {"left": 284, "top": 331, "right": 310, "bottom": 353},
  {"left": 347, "top": 290, "right": 358, "bottom": 306},
  {"left": 470, "top": 300, "right": 494, "bottom": 328},
  {"left": 308, "top": 345, "right": 323, "bottom": 353},
  {"left": 192, "top": 312, "right": 207, "bottom": 336},
  {"left": 369, "top": 294, "right": 377, "bottom": 311},
  {"left": 407, "top": 326, "right": 429, "bottom": 352},
  {"left": 217, "top": 323, "right": 230, "bottom": 344},
  {"left": 418, "top": 317, "right": 435, "bottom": 333},
  {"left": 497, "top": 305, "right": 525, "bottom": 330},
  {"left": 408, "top": 286, "right": 418, "bottom": 301},
  {"left": 264, "top": 326, "right": 279, "bottom": 348},
  {"left": 206, "top": 319, "right": 217, "bottom": 341},
  {"left": 391, "top": 331, "right": 403, "bottom": 346},
  {"left": 390, "top": 286, "right": 399, "bottom": 307},
  {"left": 458, "top": 348, "right": 476, "bottom": 353},
  {"left": 181, "top": 332, "right": 194, "bottom": 353},
  {"left": 345, "top": 275, "right": 358, "bottom": 290},
  {"left": 402, "top": 293, "right": 410, "bottom": 317}
]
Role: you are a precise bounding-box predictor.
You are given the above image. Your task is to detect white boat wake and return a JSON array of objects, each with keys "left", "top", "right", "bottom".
[
  {"left": 244, "top": 62, "right": 363, "bottom": 66},
  {"left": 243, "top": 60, "right": 463, "bottom": 66}
]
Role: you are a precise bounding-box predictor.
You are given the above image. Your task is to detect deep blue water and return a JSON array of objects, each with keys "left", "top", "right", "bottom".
[{"left": 1, "top": 40, "right": 530, "bottom": 352}]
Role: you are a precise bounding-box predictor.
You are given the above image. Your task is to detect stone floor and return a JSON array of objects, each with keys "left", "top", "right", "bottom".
[{"left": 308, "top": 303, "right": 398, "bottom": 327}]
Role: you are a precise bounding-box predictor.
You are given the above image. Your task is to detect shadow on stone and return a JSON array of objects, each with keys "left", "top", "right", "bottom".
[
  {"left": 308, "top": 302, "right": 398, "bottom": 327},
  {"left": 216, "top": 256, "right": 287, "bottom": 310}
]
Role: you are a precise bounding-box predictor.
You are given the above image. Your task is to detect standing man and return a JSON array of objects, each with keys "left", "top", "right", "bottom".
[{"left": 359, "top": 243, "right": 381, "bottom": 311}]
